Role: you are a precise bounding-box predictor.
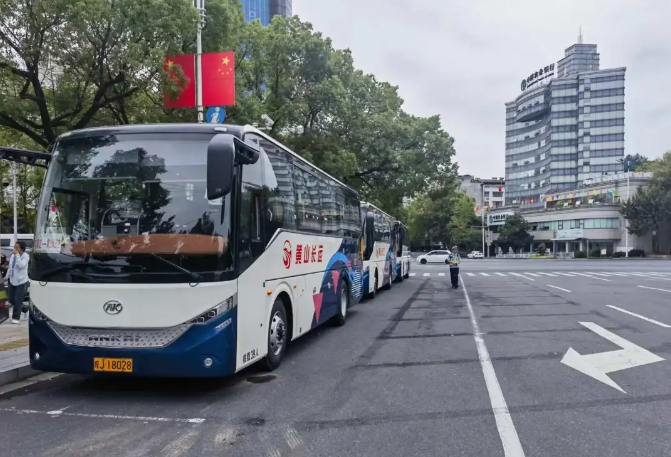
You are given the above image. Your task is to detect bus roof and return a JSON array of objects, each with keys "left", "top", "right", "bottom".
[
  {"left": 360, "top": 201, "right": 405, "bottom": 226},
  {"left": 56, "top": 123, "right": 358, "bottom": 196}
]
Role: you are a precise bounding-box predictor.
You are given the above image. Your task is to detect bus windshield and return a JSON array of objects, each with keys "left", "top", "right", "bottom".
[{"left": 30, "top": 132, "right": 233, "bottom": 284}]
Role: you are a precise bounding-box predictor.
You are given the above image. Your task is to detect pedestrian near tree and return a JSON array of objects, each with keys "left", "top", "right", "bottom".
[{"left": 8, "top": 240, "right": 29, "bottom": 324}]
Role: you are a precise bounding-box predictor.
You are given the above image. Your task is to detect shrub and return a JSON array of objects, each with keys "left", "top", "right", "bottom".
[
  {"left": 588, "top": 248, "right": 601, "bottom": 258},
  {"left": 628, "top": 249, "right": 646, "bottom": 257},
  {"left": 574, "top": 250, "right": 587, "bottom": 258},
  {"left": 613, "top": 251, "right": 625, "bottom": 258}
]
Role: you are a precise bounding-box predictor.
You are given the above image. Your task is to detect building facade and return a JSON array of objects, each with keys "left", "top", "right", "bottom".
[
  {"left": 488, "top": 172, "right": 654, "bottom": 256},
  {"left": 459, "top": 175, "right": 505, "bottom": 209},
  {"left": 505, "top": 41, "right": 626, "bottom": 206},
  {"left": 241, "top": 0, "right": 292, "bottom": 25}
]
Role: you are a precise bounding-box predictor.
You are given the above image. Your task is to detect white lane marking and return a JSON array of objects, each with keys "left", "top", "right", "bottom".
[
  {"left": 639, "top": 285, "right": 671, "bottom": 293},
  {"left": 511, "top": 272, "right": 534, "bottom": 281},
  {"left": 554, "top": 272, "right": 575, "bottom": 276},
  {"left": 0, "top": 408, "right": 205, "bottom": 424},
  {"left": 285, "top": 428, "right": 304, "bottom": 450},
  {"left": 438, "top": 273, "right": 445, "bottom": 277},
  {"left": 161, "top": 428, "right": 201, "bottom": 457},
  {"left": 495, "top": 273, "right": 506, "bottom": 276},
  {"left": 547, "top": 285, "right": 571, "bottom": 293},
  {"left": 538, "top": 272, "right": 557, "bottom": 277},
  {"left": 524, "top": 272, "right": 540, "bottom": 277},
  {"left": 561, "top": 322, "right": 664, "bottom": 393},
  {"left": 605, "top": 272, "right": 628, "bottom": 276},
  {"left": 459, "top": 276, "right": 525, "bottom": 456},
  {"left": 639, "top": 274, "right": 671, "bottom": 282},
  {"left": 480, "top": 273, "right": 490, "bottom": 276},
  {"left": 606, "top": 305, "right": 671, "bottom": 328},
  {"left": 587, "top": 272, "right": 611, "bottom": 276},
  {"left": 570, "top": 272, "right": 610, "bottom": 281},
  {"left": 423, "top": 273, "right": 430, "bottom": 277},
  {"left": 466, "top": 273, "right": 476, "bottom": 277},
  {"left": 409, "top": 273, "right": 416, "bottom": 277}
]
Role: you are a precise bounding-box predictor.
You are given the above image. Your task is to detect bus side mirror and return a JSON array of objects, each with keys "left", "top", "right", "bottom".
[{"left": 207, "top": 134, "right": 235, "bottom": 200}]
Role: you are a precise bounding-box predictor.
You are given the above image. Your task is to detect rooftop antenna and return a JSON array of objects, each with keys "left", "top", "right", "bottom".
[{"left": 578, "top": 26, "right": 583, "bottom": 44}]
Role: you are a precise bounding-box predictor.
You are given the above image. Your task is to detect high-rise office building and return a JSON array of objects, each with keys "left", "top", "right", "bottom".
[
  {"left": 504, "top": 39, "right": 625, "bottom": 205},
  {"left": 241, "top": 0, "right": 292, "bottom": 26}
]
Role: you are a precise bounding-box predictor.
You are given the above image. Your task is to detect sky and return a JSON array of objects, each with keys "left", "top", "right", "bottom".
[{"left": 293, "top": 0, "right": 671, "bottom": 179}]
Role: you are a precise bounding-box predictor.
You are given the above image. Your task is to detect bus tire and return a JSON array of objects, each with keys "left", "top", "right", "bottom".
[
  {"left": 334, "top": 279, "right": 348, "bottom": 326},
  {"left": 263, "top": 299, "right": 288, "bottom": 371}
]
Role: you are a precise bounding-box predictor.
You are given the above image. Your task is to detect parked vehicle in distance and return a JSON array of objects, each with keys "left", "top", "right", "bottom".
[
  {"left": 416, "top": 250, "right": 451, "bottom": 264},
  {"left": 467, "top": 251, "right": 484, "bottom": 259}
]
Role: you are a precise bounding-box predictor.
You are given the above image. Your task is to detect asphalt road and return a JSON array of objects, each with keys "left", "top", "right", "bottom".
[{"left": 2, "top": 259, "right": 671, "bottom": 456}]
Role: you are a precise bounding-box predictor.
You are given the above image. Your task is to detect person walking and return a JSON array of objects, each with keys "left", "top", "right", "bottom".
[
  {"left": 8, "top": 241, "right": 30, "bottom": 324},
  {"left": 448, "top": 246, "right": 461, "bottom": 289}
]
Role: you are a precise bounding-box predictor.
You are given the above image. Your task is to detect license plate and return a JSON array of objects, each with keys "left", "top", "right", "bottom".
[{"left": 93, "top": 357, "right": 133, "bottom": 373}]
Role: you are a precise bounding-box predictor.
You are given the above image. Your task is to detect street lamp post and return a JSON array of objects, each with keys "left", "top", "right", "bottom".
[
  {"left": 617, "top": 157, "right": 631, "bottom": 257},
  {"left": 194, "top": 0, "right": 206, "bottom": 123}
]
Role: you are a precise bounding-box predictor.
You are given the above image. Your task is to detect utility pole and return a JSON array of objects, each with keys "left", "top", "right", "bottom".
[
  {"left": 481, "top": 185, "right": 485, "bottom": 255},
  {"left": 194, "top": 0, "right": 206, "bottom": 123},
  {"left": 11, "top": 162, "right": 17, "bottom": 246}
]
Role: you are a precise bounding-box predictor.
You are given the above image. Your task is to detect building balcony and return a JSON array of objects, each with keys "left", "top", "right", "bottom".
[{"left": 515, "top": 101, "right": 549, "bottom": 123}]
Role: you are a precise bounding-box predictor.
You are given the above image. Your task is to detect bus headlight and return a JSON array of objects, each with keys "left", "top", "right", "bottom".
[
  {"left": 189, "top": 295, "right": 236, "bottom": 325},
  {"left": 29, "top": 300, "right": 48, "bottom": 321}
]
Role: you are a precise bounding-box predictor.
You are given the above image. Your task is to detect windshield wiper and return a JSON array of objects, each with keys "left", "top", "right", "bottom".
[
  {"left": 38, "top": 261, "right": 107, "bottom": 283},
  {"left": 148, "top": 253, "right": 202, "bottom": 284}
]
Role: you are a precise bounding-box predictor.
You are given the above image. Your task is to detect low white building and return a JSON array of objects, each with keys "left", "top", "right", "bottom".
[{"left": 487, "top": 172, "right": 653, "bottom": 256}]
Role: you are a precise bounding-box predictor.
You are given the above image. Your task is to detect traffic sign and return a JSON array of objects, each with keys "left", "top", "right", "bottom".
[{"left": 206, "top": 106, "right": 226, "bottom": 124}]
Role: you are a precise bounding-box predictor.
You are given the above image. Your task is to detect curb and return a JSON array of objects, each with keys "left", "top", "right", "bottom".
[{"left": 0, "top": 364, "right": 40, "bottom": 387}]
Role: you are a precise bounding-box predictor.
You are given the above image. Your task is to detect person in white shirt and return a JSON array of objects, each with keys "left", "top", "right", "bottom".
[{"left": 8, "top": 241, "right": 29, "bottom": 324}]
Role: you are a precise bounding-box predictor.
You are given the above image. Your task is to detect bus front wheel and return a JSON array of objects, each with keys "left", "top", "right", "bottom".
[{"left": 263, "top": 299, "right": 288, "bottom": 371}]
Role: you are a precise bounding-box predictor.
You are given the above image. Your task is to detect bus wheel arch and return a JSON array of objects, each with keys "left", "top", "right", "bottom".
[{"left": 275, "top": 291, "right": 294, "bottom": 342}]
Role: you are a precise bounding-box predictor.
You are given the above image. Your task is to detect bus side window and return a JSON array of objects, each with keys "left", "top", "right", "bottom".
[{"left": 258, "top": 139, "right": 296, "bottom": 246}]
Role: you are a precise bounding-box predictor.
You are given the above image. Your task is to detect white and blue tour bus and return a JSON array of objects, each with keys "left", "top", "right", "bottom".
[
  {"left": 359, "top": 202, "right": 410, "bottom": 298},
  {"left": 0, "top": 123, "right": 365, "bottom": 377}
]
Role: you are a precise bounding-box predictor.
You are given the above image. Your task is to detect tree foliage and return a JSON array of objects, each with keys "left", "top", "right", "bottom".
[
  {"left": 0, "top": 2, "right": 458, "bottom": 231},
  {"left": 496, "top": 213, "right": 533, "bottom": 253},
  {"left": 621, "top": 151, "right": 671, "bottom": 238}
]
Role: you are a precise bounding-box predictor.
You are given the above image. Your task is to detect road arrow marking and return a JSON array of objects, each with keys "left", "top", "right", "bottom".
[{"left": 560, "top": 322, "right": 664, "bottom": 393}]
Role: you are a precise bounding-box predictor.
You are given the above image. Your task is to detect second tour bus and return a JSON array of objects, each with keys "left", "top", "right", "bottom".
[
  {"left": 360, "top": 202, "right": 410, "bottom": 297},
  {"left": 2, "top": 123, "right": 365, "bottom": 377}
]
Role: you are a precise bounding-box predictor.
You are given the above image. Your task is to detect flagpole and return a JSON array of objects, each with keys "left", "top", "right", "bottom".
[{"left": 194, "top": 0, "right": 205, "bottom": 123}]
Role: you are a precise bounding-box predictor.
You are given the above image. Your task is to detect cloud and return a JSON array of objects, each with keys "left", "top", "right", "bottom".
[{"left": 294, "top": 0, "right": 671, "bottom": 177}]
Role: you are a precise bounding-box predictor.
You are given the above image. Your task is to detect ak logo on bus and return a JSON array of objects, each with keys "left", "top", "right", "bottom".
[{"left": 283, "top": 240, "right": 292, "bottom": 269}]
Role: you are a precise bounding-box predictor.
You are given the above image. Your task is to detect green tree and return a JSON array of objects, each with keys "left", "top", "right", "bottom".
[
  {"left": 0, "top": 0, "right": 201, "bottom": 147},
  {"left": 624, "top": 153, "right": 649, "bottom": 172},
  {"left": 621, "top": 152, "right": 671, "bottom": 253},
  {"left": 447, "top": 193, "right": 481, "bottom": 252},
  {"left": 496, "top": 213, "right": 533, "bottom": 253}
]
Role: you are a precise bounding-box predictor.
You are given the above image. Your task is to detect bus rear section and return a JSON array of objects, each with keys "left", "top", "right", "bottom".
[{"left": 27, "top": 123, "right": 363, "bottom": 378}]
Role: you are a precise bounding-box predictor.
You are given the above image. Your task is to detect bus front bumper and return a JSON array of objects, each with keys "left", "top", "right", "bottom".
[{"left": 28, "top": 310, "right": 239, "bottom": 378}]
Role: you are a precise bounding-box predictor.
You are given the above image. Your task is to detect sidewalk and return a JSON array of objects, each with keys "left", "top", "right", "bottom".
[{"left": 0, "top": 316, "right": 38, "bottom": 386}]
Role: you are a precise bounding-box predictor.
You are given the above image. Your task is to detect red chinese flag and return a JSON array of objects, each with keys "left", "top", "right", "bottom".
[
  {"left": 201, "top": 51, "right": 236, "bottom": 106},
  {"left": 163, "top": 54, "right": 196, "bottom": 109}
]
